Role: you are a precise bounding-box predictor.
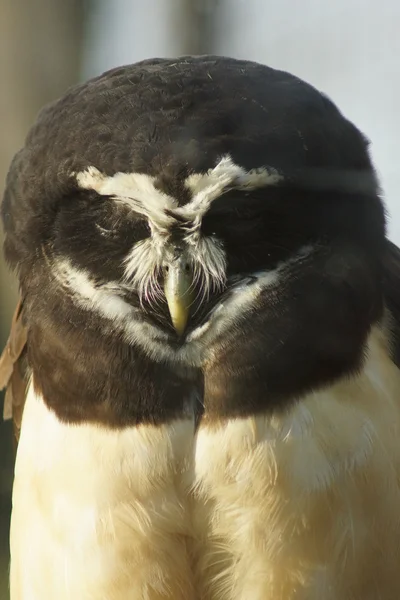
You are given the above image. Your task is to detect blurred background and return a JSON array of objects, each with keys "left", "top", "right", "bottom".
[{"left": 0, "top": 0, "right": 399, "bottom": 596}]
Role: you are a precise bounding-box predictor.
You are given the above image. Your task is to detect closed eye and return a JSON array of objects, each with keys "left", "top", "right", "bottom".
[
  {"left": 95, "top": 206, "right": 151, "bottom": 242},
  {"left": 201, "top": 211, "right": 263, "bottom": 239},
  {"left": 96, "top": 222, "right": 119, "bottom": 237}
]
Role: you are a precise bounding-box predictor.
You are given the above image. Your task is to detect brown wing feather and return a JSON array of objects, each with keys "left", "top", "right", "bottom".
[
  {"left": 0, "top": 299, "right": 30, "bottom": 445},
  {"left": 383, "top": 239, "right": 400, "bottom": 368}
]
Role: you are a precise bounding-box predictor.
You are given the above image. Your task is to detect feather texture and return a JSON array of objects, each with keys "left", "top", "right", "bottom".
[
  {"left": 194, "top": 326, "right": 400, "bottom": 599},
  {"left": 9, "top": 327, "right": 400, "bottom": 599},
  {"left": 2, "top": 55, "right": 400, "bottom": 600}
]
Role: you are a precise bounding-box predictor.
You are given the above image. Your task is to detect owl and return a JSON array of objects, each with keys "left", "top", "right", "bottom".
[{"left": 1, "top": 55, "right": 400, "bottom": 600}]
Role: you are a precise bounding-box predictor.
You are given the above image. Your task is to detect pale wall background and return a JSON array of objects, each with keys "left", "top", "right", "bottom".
[
  {"left": 83, "top": 0, "right": 400, "bottom": 241},
  {"left": 0, "top": 1, "right": 398, "bottom": 596}
]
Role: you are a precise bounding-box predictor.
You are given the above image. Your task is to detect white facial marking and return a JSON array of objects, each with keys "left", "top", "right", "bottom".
[
  {"left": 75, "top": 156, "right": 282, "bottom": 231},
  {"left": 123, "top": 238, "right": 165, "bottom": 305},
  {"left": 52, "top": 247, "right": 311, "bottom": 367},
  {"left": 52, "top": 258, "right": 176, "bottom": 364},
  {"left": 187, "top": 245, "right": 312, "bottom": 344},
  {"left": 75, "top": 156, "right": 282, "bottom": 305},
  {"left": 76, "top": 166, "right": 176, "bottom": 232},
  {"left": 54, "top": 259, "right": 135, "bottom": 321},
  {"left": 179, "top": 155, "right": 282, "bottom": 225}
]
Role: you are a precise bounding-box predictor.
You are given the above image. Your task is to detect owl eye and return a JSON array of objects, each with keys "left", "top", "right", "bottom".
[
  {"left": 201, "top": 209, "right": 262, "bottom": 240},
  {"left": 95, "top": 210, "right": 151, "bottom": 242},
  {"left": 133, "top": 219, "right": 151, "bottom": 241},
  {"left": 95, "top": 222, "right": 117, "bottom": 237}
]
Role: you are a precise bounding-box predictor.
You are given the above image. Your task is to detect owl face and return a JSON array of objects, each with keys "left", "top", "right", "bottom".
[
  {"left": 45, "top": 159, "right": 383, "bottom": 363},
  {"left": 1, "top": 56, "right": 386, "bottom": 424},
  {"left": 66, "top": 161, "right": 283, "bottom": 334}
]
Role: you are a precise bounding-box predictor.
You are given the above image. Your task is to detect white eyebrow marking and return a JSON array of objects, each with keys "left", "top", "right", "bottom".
[
  {"left": 178, "top": 155, "right": 282, "bottom": 223},
  {"left": 76, "top": 166, "right": 176, "bottom": 232},
  {"left": 74, "top": 155, "right": 283, "bottom": 232}
]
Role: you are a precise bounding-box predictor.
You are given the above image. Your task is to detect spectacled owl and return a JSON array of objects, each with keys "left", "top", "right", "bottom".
[{"left": 1, "top": 55, "right": 400, "bottom": 600}]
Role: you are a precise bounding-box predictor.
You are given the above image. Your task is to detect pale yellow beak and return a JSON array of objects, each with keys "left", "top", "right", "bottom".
[{"left": 163, "top": 259, "right": 194, "bottom": 335}]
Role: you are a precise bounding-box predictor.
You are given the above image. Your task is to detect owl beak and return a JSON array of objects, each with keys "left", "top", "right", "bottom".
[{"left": 163, "top": 260, "right": 194, "bottom": 335}]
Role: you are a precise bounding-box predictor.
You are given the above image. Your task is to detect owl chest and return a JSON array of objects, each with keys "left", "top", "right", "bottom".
[{"left": 10, "top": 349, "right": 400, "bottom": 600}]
